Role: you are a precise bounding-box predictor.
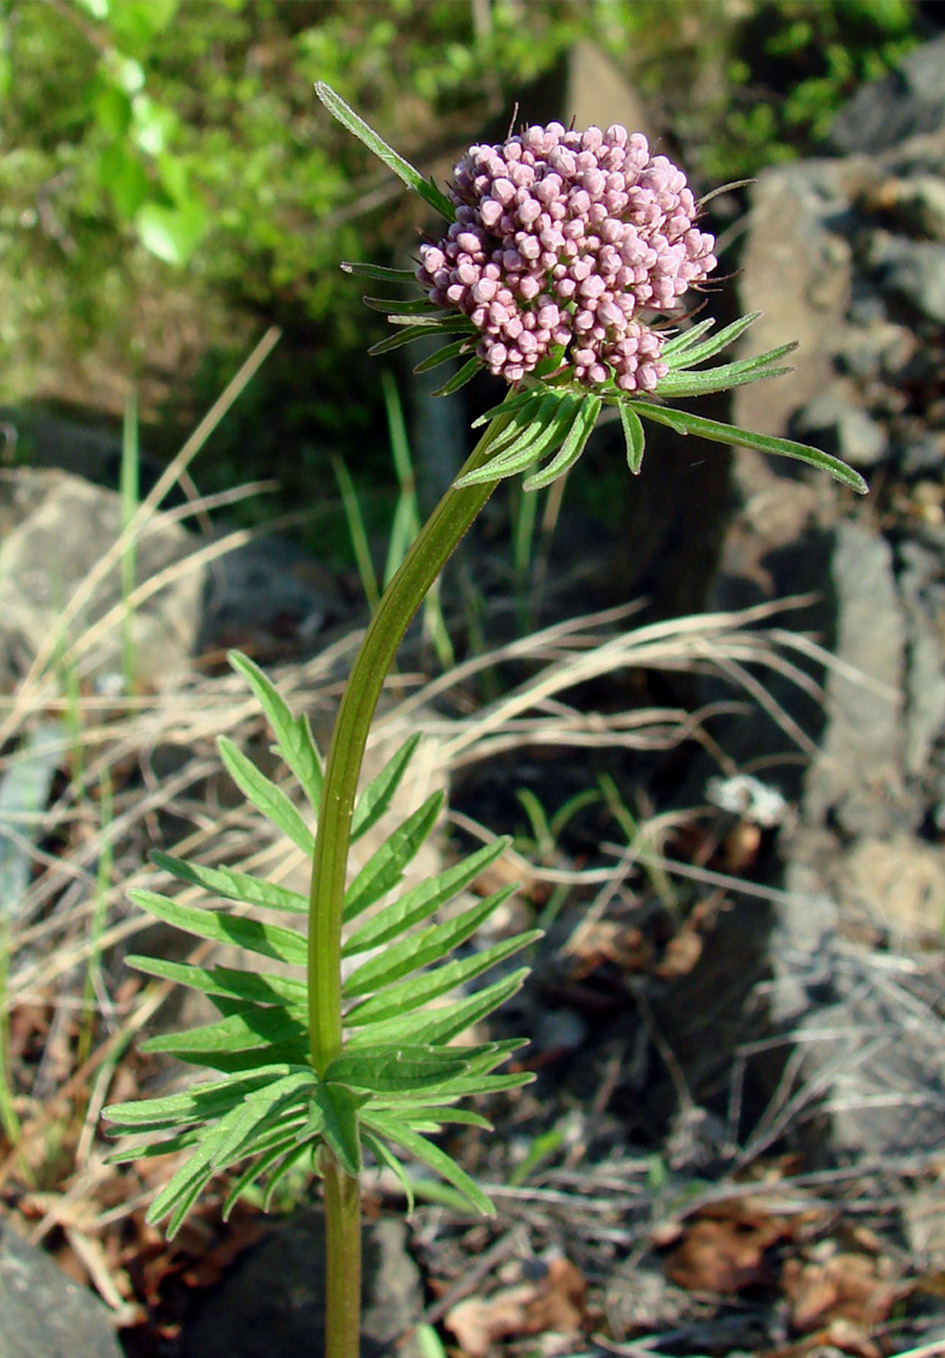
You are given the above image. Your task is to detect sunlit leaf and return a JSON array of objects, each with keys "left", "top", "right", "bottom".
[{"left": 217, "top": 736, "right": 315, "bottom": 855}]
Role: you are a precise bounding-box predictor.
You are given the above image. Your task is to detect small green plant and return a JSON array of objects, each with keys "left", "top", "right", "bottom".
[{"left": 106, "top": 87, "right": 866, "bottom": 1358}]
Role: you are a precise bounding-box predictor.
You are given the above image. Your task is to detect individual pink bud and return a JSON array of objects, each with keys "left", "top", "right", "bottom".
[
  {"left": 471, "top": 277, "right": 498, "bottom": 304},
  {"left": 549, "top": 147, "right": 577, "bottom": 177},
  {"left": 569, "top": 188, "right": 591, "bottom": 218},
  {"left": 580, "top": 274, "right": 606, "bottom": 299}
]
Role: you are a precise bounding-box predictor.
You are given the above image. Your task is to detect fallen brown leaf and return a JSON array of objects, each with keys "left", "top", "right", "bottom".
[
  {"left": 663, "top": 1199, "right": 792, "bottom": 1294},
  {"left": 781, "top": 1251, "right": 900, "bottom": 1332},
  {"left": 445, "top": 1253, "right": 586, "bottom": 1356}
]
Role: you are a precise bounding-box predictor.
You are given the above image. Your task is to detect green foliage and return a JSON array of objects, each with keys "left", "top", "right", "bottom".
[
  {"left": 691, "top": 0, "right": 920, "bottom": 181},
  {"left": 106, "top": 652, "right": 537, "bottom": 1231}
]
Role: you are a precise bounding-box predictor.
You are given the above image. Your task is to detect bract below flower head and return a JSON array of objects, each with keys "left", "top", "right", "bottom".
[{"left": 416, "top": 121, "right": 717, "bottom": 393}]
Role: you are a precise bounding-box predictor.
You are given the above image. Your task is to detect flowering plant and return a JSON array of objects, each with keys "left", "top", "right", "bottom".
[{"left": 106, "top": 86, "right": 866, "bottom": 1358}]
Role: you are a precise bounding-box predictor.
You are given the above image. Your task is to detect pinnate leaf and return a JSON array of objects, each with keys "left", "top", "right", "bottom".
[
  {"left": 151, "top": 849, "right": 308, "bottom": 914},
  {"left": 350, "top": 733, "right": 421, "bottom": 841},
  {"left": 227, "top": 652, "right": 324, "bottom": 815},
  {"left": 128, "top": 888, "right": 308, "bottom": 966},
  {"left": 217, "top": 736, "right": 315, "bottom": 855},
  {"left": 343, "top": 791, "right": 445, "bottom": 921},
  {"left": 343, "top": 837, "right": 509, "bottom": 957}
]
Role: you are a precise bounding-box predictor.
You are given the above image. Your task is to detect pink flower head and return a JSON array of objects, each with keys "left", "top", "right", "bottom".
[{"left": 416, "top": 122, "right": 717, "bottom": 391}]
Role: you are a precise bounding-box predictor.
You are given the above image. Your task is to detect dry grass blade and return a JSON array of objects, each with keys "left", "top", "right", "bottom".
[{"left": 0, "top": 327, "right": 281, "bottom": 746}]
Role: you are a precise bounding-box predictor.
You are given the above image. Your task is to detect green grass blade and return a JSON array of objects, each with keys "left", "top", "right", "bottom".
[
  {"left": 340, "top": 261, "right": 416, "bottom": 282},
  {"left": 362, "top": 1130, "right": 416, "bottom": 1213},
  {"left": 619, "top": 403, "right": 646, "bottom": 474},
  {"left": 369, "top": 320, "right": 473, "bottom": 356},
  {"left": 126, "top": 955, "right": 307, "bottom": 1010},
  {"left": 342, "top": 887, "right": 518, "bottom": 999},
  {"left": 431, "top": 357, "right": 481, "bottom": 397},
  {"left": 141, "top": 1006, "right": 308, "bottom": 1057},
  {"left": 211, "top": 1070, "right": 316, "bottom": 1166},
  {"left": 363, "top": 1112, "right": 495, "bottom": 1216},
  {"left": 455, "top": 397, "right": 575, "bottom": 487},
  {"left": 223, "top": 1137, "right": 304, "bottom": 1219},
  {"left": 325, "top": 1045, "right": 471, "bottom": 1093},
  {"left": 660, "top": 317, "right": 717, "bottom": 357},
  {"left": 344, "top": 932, "right": 538, "bottom": 1027},
  {"left": 262, "top": 1142, "right": 316, "bottom": 1211},
  {"left": 413, "top": 338, "right": 473, "bottom": 373},
  {"left": 106, "top": 1069, "right": 289, "bottom": 1131},
  {"left": 662, "top": 311, "right": 761, "bottom": 368},
  {"left": 312, "top": 1082, "right": 367, "bottom": 1177},
  {"left": 522, "top": 394, "right": 600, "bottom": 491},
  {"left": 332, "top": 454, "right": 381, "bottom": 611}
]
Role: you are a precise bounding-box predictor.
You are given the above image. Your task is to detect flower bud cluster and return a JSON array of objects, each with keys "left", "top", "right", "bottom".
[{"left": 416, "top": 122, "right": 716, "bottom": 392}]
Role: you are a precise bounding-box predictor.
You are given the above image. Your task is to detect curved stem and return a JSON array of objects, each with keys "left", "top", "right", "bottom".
[
  {"left": 306, "top": 406, "right": 512, "bottom": 1073},
  {"left": 308, "top": 403, "right": 513, "bottom": 1358}
]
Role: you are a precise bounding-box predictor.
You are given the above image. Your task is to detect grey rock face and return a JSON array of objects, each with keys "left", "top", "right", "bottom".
[
  {"left": 830, "top": 33, "right": 945, "bottom": 153},
  {"left": 0, "top": 1218, "right": 123, "bottom": 1358},
  {"left": 0, "top": 466, "right": 345, "bottom": 694},
  {"left": 869, "top": 233, "right": 945, "bottom": 324},
  {"left": 705, "top": 40, "right": 945, "bottom": 1164},
  {"left": 803, "top": 521, "right": 910, "bottom": 837},
  {"left": 0, "top": 467, "right": 202, "bottom": 690},
  {"left": 792, "top": 387, "right": 889, "bottom": 469},
  {"left": 182, "top": 1214, "right": 424, "bottom": 1358}
]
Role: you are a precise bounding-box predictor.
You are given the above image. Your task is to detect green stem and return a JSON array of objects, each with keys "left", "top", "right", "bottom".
[
  {"left": 306, "top": 404, "right": 512, "bottom": 1075},
  {"left": 307, "top": 402, "right": 513, "bottom": 1358},
  {"left": 322, "top": 1150, "right": 362, "bottom": 1358}
]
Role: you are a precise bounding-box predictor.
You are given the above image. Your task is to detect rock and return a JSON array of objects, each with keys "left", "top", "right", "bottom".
[
  {"left": 0, "top": 1218, "right": 123, "bottom": 1358},
  {"left": 835, "top": 318, "right": 917, "bottom": 382},
  {"left": 897, "top": 427, "right": 945, "bottom": 477},
  {"left": 732, "top": 160, "right": 859, "bottom": 441},
  {"left": 868, "top": 173, "right": 945, "bottom": 242},
  {"left": 868, "top": 233, "right": 945, "bottom": 324},
  {"left": 182, "top": 1214, "right": 425, "bottom": 1358},
  {"left": 0, "top": 465, "right": 345, "bottom": 694},
  {"left": 791, "top": 386, "right": 889, "bottom": 469},
  {"left": 790, "top": 943, "right": 945, "bottom": 1160},
  {"left": 897, "top": 540, "right": 945, "bottom": 775},
  {"left": 0, "top": 467, "right": 202, "bottom": 691},
  {"left": 197, "top": 534, "right": 344, "bottom": 658},
  {"left": 803, "top": 521, "right": 914, "bottom": 837},
  {"left": 830, "top": 34, "right": 945, "bottom": 154}
]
